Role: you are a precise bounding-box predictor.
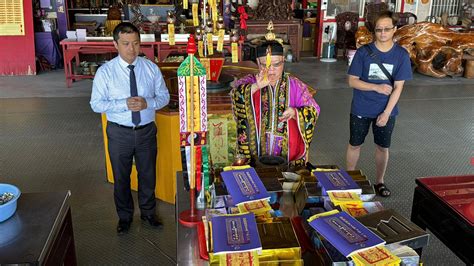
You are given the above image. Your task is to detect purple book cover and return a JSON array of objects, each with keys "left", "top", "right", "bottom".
[
  {"left": 221, "top": 167, "right": 270, "bottom": 205},
  {"left": 211, "top": 213, "right": 262, "bottom": 255},
  {"left": 309, "top": 211, "right": 385, "bottom": 257},
  {"left": 315, "top": 170, "right": 362, "bottom": 194}
]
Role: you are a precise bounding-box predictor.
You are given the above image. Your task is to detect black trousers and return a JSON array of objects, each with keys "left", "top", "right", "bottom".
[{"left": 106, "top": 121, "right": 157, "bottom": 221}]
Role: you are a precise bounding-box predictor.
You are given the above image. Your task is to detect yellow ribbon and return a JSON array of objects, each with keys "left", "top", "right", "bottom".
[
  {"left": 217, "top": 29, "right": 225, "bottom": 52},
  {"left": 231, "top": 42, "right": 238, "bottom": 63},
  {"left": 168, "top": 24, "right": 175, "bottom": 46},
  {"left": 192, "top": 4, "right": 199, "bottom": 26},
  {"left": 207, "top": 33, "right": 214, "bottom": 55},
  {"left": 198, "top": 40, "right": 204, "bottom": 57}
]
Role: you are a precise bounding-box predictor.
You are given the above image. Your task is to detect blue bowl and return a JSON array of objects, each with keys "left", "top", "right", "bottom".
[{"left": 0, "top": 184, "right": 21, "bottom": 223}]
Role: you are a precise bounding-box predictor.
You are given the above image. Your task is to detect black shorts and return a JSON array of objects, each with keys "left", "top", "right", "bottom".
[{"left": 349, "top": 113, "right": 396, "bottom": 148}]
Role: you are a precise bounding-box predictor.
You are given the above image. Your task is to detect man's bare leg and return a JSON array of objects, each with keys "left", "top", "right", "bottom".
[
  {"left": 375, "top": 145, "right": 389, "bottom": 184},
  {"left": 346, "top": 144, "right": 362, "bottom": 170}
]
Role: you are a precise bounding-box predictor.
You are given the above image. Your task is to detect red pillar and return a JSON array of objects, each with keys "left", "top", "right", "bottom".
[{"left": 0, "top": 0, "right": 36, "bottom": 75}]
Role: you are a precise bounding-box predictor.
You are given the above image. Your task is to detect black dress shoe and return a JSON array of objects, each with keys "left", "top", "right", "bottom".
[
  {"left": 117, "top": 219, "right": 132, "bottom": 235},
  {"left": 140, "top": 215, "right": 163, "bottom": 228}
]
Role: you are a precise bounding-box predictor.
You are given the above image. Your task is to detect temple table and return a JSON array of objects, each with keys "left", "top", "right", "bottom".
[
  {"left": 60, "top": 39, "right": 159, "bottom": 87},
  {"left": 411, "top": 175, "right": 474, "bottom": 264},
  {"left": 60, "top": 40, "right": 243, "bottom": 88},
  {"left": 175, "top": 171, "right": 324, "bottom": 265},
  {"left": 0, "top": 191, "right": 77, "bottom": 265}
]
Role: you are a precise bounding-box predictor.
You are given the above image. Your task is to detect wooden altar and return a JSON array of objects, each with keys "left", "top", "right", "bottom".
[
  {"left": 60, "top": 39, "right": 159, "bottom": 87},
  {"left": 246, "top": 20, "right": 303, "bottom": 61},
  {"left": 59, "top": 39, "right": 243, "bottom": 87}
]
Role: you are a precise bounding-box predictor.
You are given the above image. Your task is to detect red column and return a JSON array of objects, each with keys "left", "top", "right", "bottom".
[{"left": 0, "top": 0, "right": 36, "bottom": 75}]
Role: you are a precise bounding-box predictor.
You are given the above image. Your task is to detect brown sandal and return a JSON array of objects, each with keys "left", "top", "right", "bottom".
[{"left": 374, "top": 183, "right": 391, "bottom": 197}]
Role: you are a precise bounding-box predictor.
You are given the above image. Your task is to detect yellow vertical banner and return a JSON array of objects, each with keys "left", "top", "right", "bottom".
[
  {"left": 212, "top": 6, "right": 218, "bottom": 24},
  {"left": 168, "top": 24, "right": 175, "bottom": 45},
  {"left": 183, "top": 0, "right": 188, "bottom": 9},
  {"left": 185, "top": 77, "right": 201, "bottom": 131},
  {"left": 193, "top": 76, "right": 201, "bottom": 131},
  {"left": 231, "top": 42, "right": 238, "bottom": 63},
  {"left": 192, "top": 3, "right": 199, "bottom": 26},
  {"left": 198, "top": 40, "right": 204, "bottom": 57},
  {"left": 207, "top": 33, "right": 214, "bottom": 55},
  {"left": 212, "top": 4, "right": 218, "bottom": 32},
  {"left": 217, "top": 29, "right": 225, "bottom": 52}
]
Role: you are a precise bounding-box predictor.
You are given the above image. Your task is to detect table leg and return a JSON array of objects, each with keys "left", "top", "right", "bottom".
[
  {"left": 61, "top": 45, "right": 72, "bottom": 88},
  {"left": 62, "top": 46, "right": 82, "bottom": 88}
]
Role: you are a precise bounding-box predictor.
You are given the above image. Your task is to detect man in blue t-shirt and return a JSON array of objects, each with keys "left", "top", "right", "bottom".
[{"left": 346, "top": 11, "right": 412, "bottom": 197}]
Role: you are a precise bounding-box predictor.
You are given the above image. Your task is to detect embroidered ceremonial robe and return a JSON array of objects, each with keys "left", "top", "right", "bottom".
[{"left": 231, "top": 73, "right": 320, "bottom": 166}]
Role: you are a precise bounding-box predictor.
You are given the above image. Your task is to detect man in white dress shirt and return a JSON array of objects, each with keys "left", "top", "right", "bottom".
[{"left": 90, "top": 22, "right": 170, "bottom": 235}]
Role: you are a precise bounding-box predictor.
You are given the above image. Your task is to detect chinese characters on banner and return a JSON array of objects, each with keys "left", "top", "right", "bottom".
[{"left": 0, "top": 0, "right": 25, "bottom": 36}]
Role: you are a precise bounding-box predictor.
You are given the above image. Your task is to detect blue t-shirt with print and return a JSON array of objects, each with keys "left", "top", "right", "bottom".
[{"left": 348, "top": 42, "right": 412, "bottom": 118}]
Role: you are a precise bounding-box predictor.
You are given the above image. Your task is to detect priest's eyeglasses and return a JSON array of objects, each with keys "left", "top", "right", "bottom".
[
  {"left": 374, "top": 26, "right": 395, "bottom": 33},
  {"left": 258, "top": 60, "right": 284, "bottom": 68}
]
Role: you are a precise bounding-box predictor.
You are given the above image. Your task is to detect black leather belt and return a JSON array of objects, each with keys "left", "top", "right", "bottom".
[{"left": 109, "top": 121, "right": 152, "bottom": 130}]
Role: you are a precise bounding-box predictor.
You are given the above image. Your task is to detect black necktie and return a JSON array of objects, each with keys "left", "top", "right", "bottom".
[{"left": 128, "top": 65, "right": 141, "bottom": 126}]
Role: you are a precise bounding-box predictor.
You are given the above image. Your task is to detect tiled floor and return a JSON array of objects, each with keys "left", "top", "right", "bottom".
[{"left": 1, "top": 58, "right": 473, "bottom": 265}]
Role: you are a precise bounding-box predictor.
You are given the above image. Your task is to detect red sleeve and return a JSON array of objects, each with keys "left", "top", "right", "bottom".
[{"left": 288, "top": 118, "right": 305, "bottom": 162}]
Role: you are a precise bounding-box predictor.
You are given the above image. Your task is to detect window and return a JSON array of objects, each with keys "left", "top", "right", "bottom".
[
  {"left": 324, "top": 0, "right": 399, "bottom": 19},
  {"left": 430, "top": 0, "right": 462, "bottom": 17},
  {"left": 326, "top": 0, "right": 364, "bottom": 17}
]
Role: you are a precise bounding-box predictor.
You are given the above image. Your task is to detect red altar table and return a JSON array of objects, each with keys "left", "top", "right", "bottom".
[
  {"left": 60, "top": 39, "right": 242, "bottom": 88},
  {"left": 60, "top": 39, "right": 159, "bottom": 87},
  {"left": 411, "top": 175, "right": 474, "bottom": 264}
]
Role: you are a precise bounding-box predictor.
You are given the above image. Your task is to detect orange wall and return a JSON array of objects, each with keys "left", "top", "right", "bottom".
[{"left": 0, "top": 0, "right": 36, "bottom": 75}]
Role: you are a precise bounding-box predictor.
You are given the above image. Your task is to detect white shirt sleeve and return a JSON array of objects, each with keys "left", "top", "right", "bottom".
[{"left": 90, "top": 66, "right": 128, "bottom": 113}]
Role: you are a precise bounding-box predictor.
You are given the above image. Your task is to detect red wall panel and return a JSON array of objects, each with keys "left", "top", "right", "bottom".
[{"left": 0, "top": 0, "right": 36, "bottom": 75}]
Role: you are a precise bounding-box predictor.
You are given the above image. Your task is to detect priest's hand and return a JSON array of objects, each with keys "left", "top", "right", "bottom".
[
  {"left": 127, "top": 97, "right": 147, "bottom": 111},
  {"left": 279, "top": 107, "right": 297, "bottom": 122},
  {"left": 253, "top": 68, "right": 270, "bottom": 94}
]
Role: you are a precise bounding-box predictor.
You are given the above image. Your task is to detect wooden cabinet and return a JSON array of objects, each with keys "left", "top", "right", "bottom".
[{"left": 246, "top": 20, "right": 303, "bottom": 61}]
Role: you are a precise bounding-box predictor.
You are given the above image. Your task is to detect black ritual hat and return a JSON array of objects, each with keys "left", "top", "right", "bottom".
[{"left": 256, "top": 41, "right": 284, "bottom": 58}]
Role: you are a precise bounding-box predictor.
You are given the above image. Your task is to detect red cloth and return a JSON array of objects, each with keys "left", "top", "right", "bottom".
[{"left": 252, "top": 90, "right": 305, "bottom": 162}]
